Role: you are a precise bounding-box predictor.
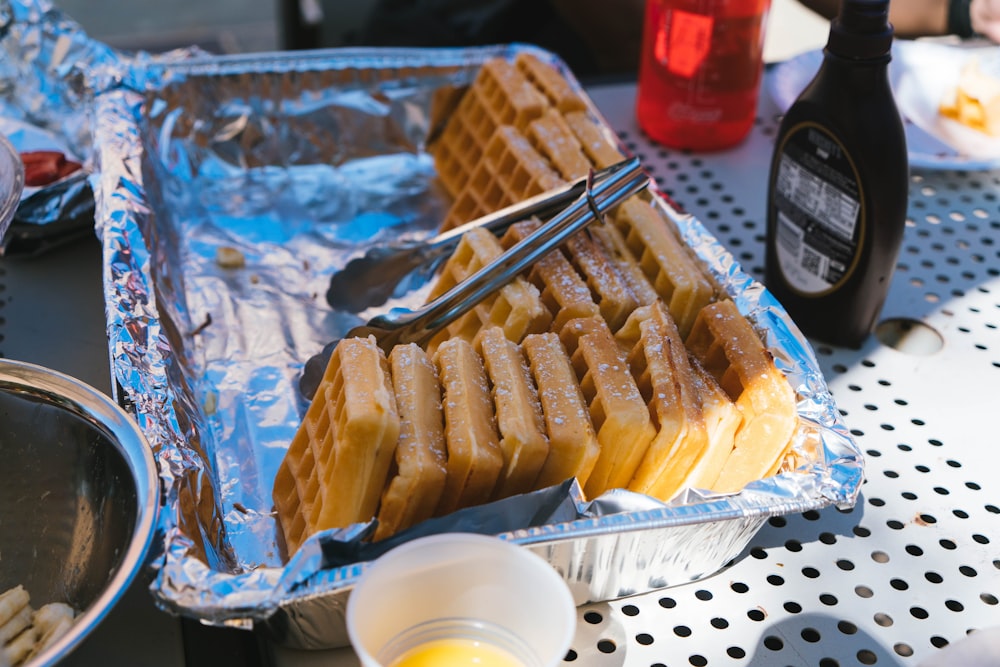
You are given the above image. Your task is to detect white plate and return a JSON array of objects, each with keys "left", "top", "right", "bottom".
[{"left": 767, "top": 40, "right": 1000, "bottom": 170}]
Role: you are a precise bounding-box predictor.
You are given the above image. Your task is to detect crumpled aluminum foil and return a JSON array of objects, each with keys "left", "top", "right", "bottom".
[
  {"left": 0, "top": 0, "right": 108, "bottom": 253},
  {"left": 89, "top": 44, "right": 864, "bottom": 649},
  {"left": 0, "top": 0, "right": 209, "bottom": 254}
]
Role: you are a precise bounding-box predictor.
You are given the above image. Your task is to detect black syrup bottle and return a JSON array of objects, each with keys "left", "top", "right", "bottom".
[{"left": 764, "top": 0, "right": 908, "bottom": 348}]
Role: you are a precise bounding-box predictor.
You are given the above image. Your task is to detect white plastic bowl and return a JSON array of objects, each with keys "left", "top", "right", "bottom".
[{"left": 347, "top": 533, "right": 576, "bottom": 667}]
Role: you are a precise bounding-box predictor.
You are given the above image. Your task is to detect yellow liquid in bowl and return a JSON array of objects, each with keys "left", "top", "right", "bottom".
[{"left": 388, "top": 637, "right": 525, "bottom": 667}]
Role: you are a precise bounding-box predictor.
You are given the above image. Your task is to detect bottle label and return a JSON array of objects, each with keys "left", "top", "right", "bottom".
[
  {"left": 771, "top": 122, "right": 864, "bottom": 296},
  {"left": 655, "top": 9, "right": 715, "bottom": 78}
]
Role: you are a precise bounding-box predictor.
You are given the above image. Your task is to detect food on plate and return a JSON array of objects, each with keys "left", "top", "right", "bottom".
[
  {"left": 939, "top": 57, "right": 1000, "bottom": 136},
  {"left": 18, "top": 150, "right": 82, "bottom": 187},
  {"left": 273, "top": 53, "right": 800, "bottom": 555},
  {"left": 0, "top": 585, "right": 77, "bottom": 666}
]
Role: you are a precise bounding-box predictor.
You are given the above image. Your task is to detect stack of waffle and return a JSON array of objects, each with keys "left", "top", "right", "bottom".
[{"left": 273, "top": 53, "right": 798, "bottom": 556}]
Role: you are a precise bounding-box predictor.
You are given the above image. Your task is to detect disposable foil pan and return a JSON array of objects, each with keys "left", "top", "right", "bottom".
[{"left": 90, "top": 44, "right": 863, "bottom": 649}]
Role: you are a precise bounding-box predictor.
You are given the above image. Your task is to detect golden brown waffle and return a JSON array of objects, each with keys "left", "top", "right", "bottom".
[
  {"left": 433, "top": 337, "right": 505, "bottom": 514},
  {"left": 685, "top": 299, "right": 797, "bottom": 493},
  {"left": 559, "top": 316, "right": 656, "bottom": 497},
  {"left": 522, "top": 332, "right": 600, "bottom": 490},
  {"left": 434, "top": 58, "right": 549, "bottom": 199},
  {"left": 441, "top": 125, "right": 565, "bottom": 231},
  {"left": 588, "top": 222, "right": 661, "bottom": 306},
  {"left": 525, "top": 109, "right": 592, "bottom": 181},
  {"left": 563, "top": 228, "right": 640, "bottom": 332},
  {"left": 615, "top": 302, "right": 708, "bottom": 501},
  {"left": 273, "top": 336, "right": 400, "bottom": 556},
  {"left": 680, "top": 357, "right": 744, "bottom": 492},
  {"left": 374, "top": 344, "right": 448, "bottom": 541},
  {"left": 610, "top": 197, "right": 717, "bottom": 338},
  {"left": 514, "top": 52, "right": 588, "bottom": 113},
  {"left": 563, "top": 109, "right": 626, "bottom": 169},
  {"left": 499, "top": 218, "right": 600, "bottom": 331},
  {"left": 475, "top": 327, "right": 549, "bottom": 499},
  {"left": 425, "top": 226, "right": 551, "bottom": 353}
]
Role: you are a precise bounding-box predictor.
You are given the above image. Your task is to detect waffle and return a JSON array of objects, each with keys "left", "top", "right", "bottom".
[
  {"left": 374, "top": 344, "right": 448, "bottom": 541},
  {"left": 559, "top": 316, "right": 656, "bottom": 497},
  {"left": 475, "top": 327, "right": 549, "bottom": 499},
  {"left": 499, "top": 218, "right": 600, "bottom": 331},
  {"left": 434, "top": 58, "right": 549, "bottom": 199},
  {"left": 522, "top": 332, "right": 601, "bottom": 489},
  {"left": 615, "top": 302, "right": 708, "bottom": 501},
  {"left": 425, "top": 226, "right": 551, "bottom": 353},
  {"left": 441, "top": 124, "right": 566, "bottom": 231},
  {"left": 514, "top": 52, "right": 588, "bottom": 114},
  {"left": 273, "top": 336, "right": 400, "bottom": 555},
  {"left": 433, "top": 337, "right": 505, "bottom": 514},
  {"left": 685, "top": 299, "right": 797, "bottom": 493},
  {"left": 564, "top": 227, "right": 641, "bottom": 332},
  {"left": 588, "top": 222, "right": 661, "bottom": 306},
  {"left": 563, "top": 109, "right": 626, "bottom": 169},
  {"left": 680, "top": 357, "right": 744, "bottom": 492},
  {"left": 610, "top": 197, "right": 716, "bottom": 338},
  {"left": 525, "top": 109, "right": 592, "bottom": 181}
]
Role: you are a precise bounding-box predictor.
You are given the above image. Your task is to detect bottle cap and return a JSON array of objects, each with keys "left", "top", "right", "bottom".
[{"left": 826, "top": 0, "right": 894, "bottom": 59}]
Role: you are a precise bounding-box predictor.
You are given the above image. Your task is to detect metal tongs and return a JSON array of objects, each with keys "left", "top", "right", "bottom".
[
  {"left": 301, "top": 156, "right": 649, "bottom": 399},
  {"left": 327, "top": 158, "right": 645, "bottom": 312}
]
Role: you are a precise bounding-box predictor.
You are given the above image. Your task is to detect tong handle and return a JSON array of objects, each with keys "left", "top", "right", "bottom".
[
  {"left": 353, "top": 157, "right": 648, "bottom": 351},
  {"left": 424, "top": 155, "right": 641, "bottom": 255}
]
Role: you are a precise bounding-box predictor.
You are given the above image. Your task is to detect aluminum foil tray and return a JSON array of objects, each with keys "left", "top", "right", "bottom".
[{"left": 90, "top": 44, "right": 863, "bottom": 649}]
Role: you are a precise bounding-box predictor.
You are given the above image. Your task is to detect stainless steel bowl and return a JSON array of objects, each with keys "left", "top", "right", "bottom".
[
  {"left": 0, "top": 132, "right": 24, "bottom": 240},
  {"left": 0, "top": 359, "right": 159, "bottom": 666}
]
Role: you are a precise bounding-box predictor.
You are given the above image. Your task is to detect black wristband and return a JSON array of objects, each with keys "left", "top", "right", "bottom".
[{"left": 948, "top": 0, "right": 975, "bottom": 37}]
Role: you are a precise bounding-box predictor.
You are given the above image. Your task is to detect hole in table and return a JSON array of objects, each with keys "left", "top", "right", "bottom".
[{"left": 875, "top": 317, "right": 944, "bottom": 354}]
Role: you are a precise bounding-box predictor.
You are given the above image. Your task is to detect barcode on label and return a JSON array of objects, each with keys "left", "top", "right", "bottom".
[{"left": 802, "top": 246, "right": 822, "bottom": 277}]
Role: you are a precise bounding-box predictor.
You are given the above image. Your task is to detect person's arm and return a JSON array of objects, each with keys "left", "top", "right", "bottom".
[
  {"left": 970, "top": 0, "right": 1000, "bottom": 41},
  {"left": 889, "top": 0, "right": 949, "bottom": 36},
  {"left": 797, "top": 0, "right": 948, "bottom": 37}
]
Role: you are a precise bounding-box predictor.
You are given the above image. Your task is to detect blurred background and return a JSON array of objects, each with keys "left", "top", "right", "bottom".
[{"left": 53, "top": 0, "right": 830, "bottom": 75}]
